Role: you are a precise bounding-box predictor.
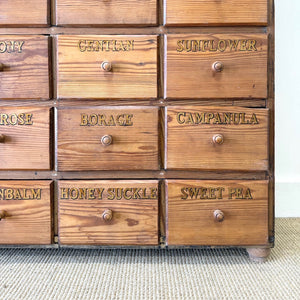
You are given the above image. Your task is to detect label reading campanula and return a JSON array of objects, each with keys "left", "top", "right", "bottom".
[
  {"left": 175, "top": 111, "right": 259, "bottom": 125},
  {"left": 180, "top": 186, "right": 253, "bottom": 200},
  {"left": 0, "top": 40, "right": 25, "bottom": 53},
  {"left": 176, "top": 39, "right": 258, "bottom": 52},
  {"left": 78, "top": 40, "right": 134, "bottom": 52},
  {"left": 80, "top": 113, "right": 134, "bottom": 127},
  {"left": 0, "top": 188, "right": 42, "bottom": 200},
  {"left": 0, "top": 112, "right": 33, "bottom": 126},
  {"left": 60, "top": 186, "right": 158, "bottom": 200}
]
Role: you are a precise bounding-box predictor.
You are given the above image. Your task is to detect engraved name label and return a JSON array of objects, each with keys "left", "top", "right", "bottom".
[
  {"left": 181, "top": 187, "right": 253, "bottom": 200},
  {"left": 80, "top": 113, "right": 134, "bottom": 127},
  {"left": 78, "top": 40, "right": 135, "bottom": 52},
  {"left": 0, "top": 113, "right": 33, "bottom": 126},
  {"left": 176, "top": 112, "right": 259, "bottom": 125},
  {"left": 60, "top": 187, "right": 158, "bottom": 200},
  {"left": 176, "top": 39, "right": 257, "bottom": 53},
  {"left": 0, "top": 41, "right": 25, "bottom": 53},
  {"left": 0, "top": 188, "right": 41, "bottom": 200}
]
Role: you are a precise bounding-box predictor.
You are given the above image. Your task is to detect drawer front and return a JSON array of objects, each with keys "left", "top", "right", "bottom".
[
  {"left": 165, "top": 0, "right": 267, "bottom": 26},
  {"left": 0, "top": 107, "right": 51, "bottom": 170},
  {"left": 0, "top": 0, "right": 48, "bottom": 26},
  {"left": 57, "top": 35, "right": 157, "bottom": 99},
  {"left": 58, "top": 180, "right": 158, "bottom": 245},
  {"left": 165, "top": 34, "right": 267, "bottom": 99},
  {"left": 57, "top": 107, "right": 159, "bottom": 171},
  {"left": 0, "top": 181, "right": 52, "bottom": 245},
  {"left": 166, "top": 106, "right": 268, "bottom": 171},
  {"left": 0, "top": 35, "right": 50, "bottom": 100},
  {"left": 56, "top": 0, "right": 157, "bottom": 26},
  {"left": 166, "top": 180, "right": 269, "bottom": 246}
]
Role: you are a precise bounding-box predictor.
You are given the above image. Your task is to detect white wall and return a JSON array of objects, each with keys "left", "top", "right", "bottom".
[{"left": 275, "top": 1, "right": 300, "bottom": 216}]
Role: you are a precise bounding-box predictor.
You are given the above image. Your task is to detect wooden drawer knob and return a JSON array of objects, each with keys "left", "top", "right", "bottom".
[
  {"left": 214, "top": 210, "right": 225, "bottom": 222},
  {"left": 101, "top": 61, "right": 112, "bottom": 72},
  {"left": 0, "top": 210, "right": 7, "bottom": 221},
  {"left": 212, "top": 61, "right": 224, "bottom": 72},
  {"left": 0, "top": 63, "right": 4, "bottom": 71},
  {"left": 101, "top": 135, "right": 113, "bottom": 146},
  {"left": 102, "top": 209, "right": 113, "bottom": 222},
  {"left": 0, "top": 134, "right": 5, "bottom": 143},
  {"left": 213, "top": 134, "right": 224, "bottom": 145}
]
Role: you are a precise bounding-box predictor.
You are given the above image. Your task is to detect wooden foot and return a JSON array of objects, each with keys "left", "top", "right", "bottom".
[{"left": 246, "top": 248, "right": 271, "bottom": 263}]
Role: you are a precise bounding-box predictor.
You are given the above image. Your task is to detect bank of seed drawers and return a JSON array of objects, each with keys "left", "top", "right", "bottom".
[{"left": 0, "top": 1, "right": 273, "bottom": 252}]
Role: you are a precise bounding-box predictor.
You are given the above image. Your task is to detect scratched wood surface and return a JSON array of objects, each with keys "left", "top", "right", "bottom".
[
  {"left": 0, "top": 181, "right": 52, "bottom": 244},
  {"left": 165, "top": 34, "right": 268, "bottom": 99},
  {"left": 56, "top": 35, "right": 157, "bottom": 99},
  {"left": 166, "top": 180, "right": 269, "bottom": 246},
  {"left": 0, "top": 0, "right": 49, "bottom": 26},
  {"left": 58, "top": 180, "right": 158, "bottom": 245},
  {"left": 57, "top": 107, "right": 159, "bottom": 171},
  {"left": 0, "top": 107, "right": 51, "bottom": 170},
  {"left": 164, "top": 0, "right": 267, "bottom": 26},
  {"left": 166, "top": 106, "right": 269, "bottom": 171},
  {"left": 0, "top": 35, "right": 50, "bottom": 100},
  {"left": 55, "top": 0, "right": 157, "bottom": 26}
]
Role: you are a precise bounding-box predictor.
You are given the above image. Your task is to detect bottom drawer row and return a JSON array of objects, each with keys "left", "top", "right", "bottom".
[{"left": 0, "top": 180, "right": 269, "bottom": 246}]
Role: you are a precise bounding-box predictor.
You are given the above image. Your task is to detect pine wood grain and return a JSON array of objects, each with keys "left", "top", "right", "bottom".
[
  {"left": 0, "top": 35, "right": 50, "bottom": 100},
  {"left": 56, "top": 35, "right": 157, "bottom": 99},
  {"left": 57, "top": 107, "right": 159, "bottom": 171},
  {"left": 58, "top": 180, "right": 158, "bottom": 245},
  {"left": 0, "top": 0, "right": 49, "bottom": 26},
  {"left": 166, "top": 106, "right": 269, "bottom": 171},
  {"left": 165, "top": 34, "right": 268, "bottom": 99},
  {"left": 55, "top": 0, "right": 157, "bottom": 26},
  {"left": 0, "top": 107, "right": 51, "bottom": 170},
  {"left": 165, "top": 0, "right": 268, "bottom": 26},
  {"left": 166, "top": 180, "right": 269, "bottom": 246},
  {"left": 0, "top": 181, "right": 52, "bottom": 244}
]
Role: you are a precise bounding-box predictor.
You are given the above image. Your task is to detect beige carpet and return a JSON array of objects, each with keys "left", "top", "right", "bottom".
[{"left": 0, "top": 218, "right": 299, "bottom": 300}]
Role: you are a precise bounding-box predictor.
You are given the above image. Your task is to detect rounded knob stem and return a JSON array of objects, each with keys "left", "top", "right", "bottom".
[
  {"left": 0, "top": 63, "right": 4, "bottom": 71},
  {"left": 101, "top": 61, "right": 112, "bottom": 72},
  {"left": 101, "top": 135, "right": 113, "bottom": 146},
  {"left": 102, "top": 209, "right": 113, "bottom": 222},
  {"left": 214, "top": 210, "right": 225, "bottom": 222},
  {"left": 213, "top": 134, "right": 224, "bottom": 145},
  {"left": 0, "top": 134, "right": 5, "bottom": 143},
  {"left": 212, "top": 61, "right": 224, "bottom": 72},
  {"left": 0, "top": 210, "right": 6, "bottom": 221}
]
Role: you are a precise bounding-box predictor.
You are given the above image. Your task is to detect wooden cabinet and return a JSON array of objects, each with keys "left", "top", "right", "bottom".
[
  {"left": 0, "top": 1, "right": 274, "bottom": 261},
  {"left": 0, "top": 107, "right": 51, "bottom": 170},
  {"left": 58, "top": 180, "right": 158, "bottom": 245},
  {"left": 56, "top": 35, "right": 158, "bottom": 99}
]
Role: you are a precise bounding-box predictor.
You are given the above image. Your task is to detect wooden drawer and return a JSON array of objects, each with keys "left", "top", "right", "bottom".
[
  {"left": 166, "top": 106, "right": 268, "bottom": 171},
  {"left": 0, "top": 107, "right": 51, "bottom": 170},
  {"left": 166, "top": 180, "right": 269, "bottom": 246},
  {"left": 0, "top": 181, "right": 52, "bottom": 245},
  {"left": 57, "top": 35, "right": 157, "bottom": 99},
  {"left": 165, "top": 34, "right": 267, "bottom": 99},
  {"left": 58, "top": 180, "right": 158, "bottom": 245},
  {"left": 0, "top": 35, "right": 50, "bottom": 100},
  {"left": 57, "top": 107, "right": 159, "bottom": 171},
  {"left": 56, "top": 0, "right": 157, "bottom": 26},
  {"left": 164, "top": 0, "right": 267, "bottom": 26},
  {"left": 0, "top": 0, "right": 49, "bottom": 26}
]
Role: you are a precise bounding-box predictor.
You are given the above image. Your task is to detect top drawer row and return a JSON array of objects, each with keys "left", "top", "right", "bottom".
[{"left": 1, "top": 0, "right": 268, "bottom": 27}]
